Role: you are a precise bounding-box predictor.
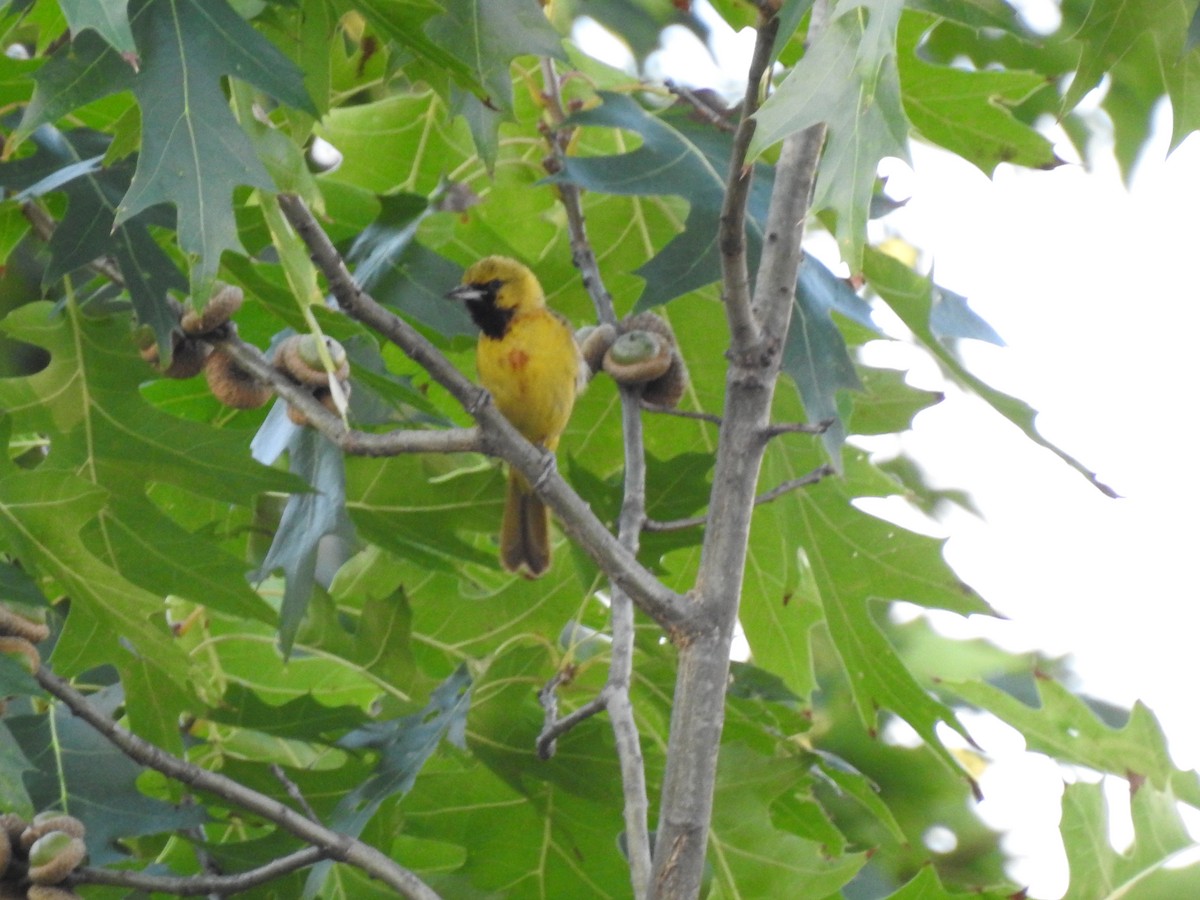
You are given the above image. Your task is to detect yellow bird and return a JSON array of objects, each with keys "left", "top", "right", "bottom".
[{"left": 447, "top": 257, "right": 582, "bottom": 577}]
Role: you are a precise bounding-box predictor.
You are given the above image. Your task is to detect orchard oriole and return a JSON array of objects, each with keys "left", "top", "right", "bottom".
[{"left": 448, "top": 257, "right": 582, "bottom": 578}]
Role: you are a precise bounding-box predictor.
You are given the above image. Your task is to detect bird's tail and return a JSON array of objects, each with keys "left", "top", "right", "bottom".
[{"left": 500, "top": 469, "right": 551, "bottom": 578}]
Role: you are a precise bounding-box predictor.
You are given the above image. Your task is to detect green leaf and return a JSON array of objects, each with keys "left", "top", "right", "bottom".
[
  {"left": 425, "top": 0, "right": 565, "bottom": 114},
  {"left": 787, "top": 448, "right": 990, "bottom": 775},
  {"left": 12, "top": 30, "right": 137, "bottom": 148},
  {"left": 7, "top": 683, "right": 206, "bottom": 865},
  {"left": 0, "top": 721, "right": 34, "bottom": 819},
  {"left": 947, "top": 675, "right": 1195, "bottom": 794},
  {"left": 707, "top": 743, "right": 866, "bottom": 899},
  {"left": 316, "top": 91, "right": 474, "bottom": 195},
  {"left": 207, "top": 684, "right": 373, "bottom": 740},
  {"left": 1060, "top": 0, "right": 1190, "bottom": 114},
  {"left": 883, "top": 864, "right": 1013, "bottom": 899},
  {"left": 0, "top": 459, "right": 189, "bottom": 683},
  {"left": 114, "top": 0, "right": 316, "bottom": 291},
  {"left": 850, "top": 367, "right": 944, "bottom": 436},
  {"left": 750, "top": 0, "right": 909, "bottom": 269},
  {"left": 252, "top": 427, "right": 355, "bottom": 656},
  {"left": 61, "top": 0, "right": 137, "bottom": 54},
  {"left": 863, "top": 247, "right": 1117, "bottom": 496},
  {"left": 1060, "top": 780, "right": 1200, "bottom": 900},
  {"left": 784, "top": 254, "right": 873, "bottom": 459},
  {"left": 898, "top": 12, "right": 1060, "bottom": 174}
]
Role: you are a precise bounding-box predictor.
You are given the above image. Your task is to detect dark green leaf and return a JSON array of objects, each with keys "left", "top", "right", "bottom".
[
  {"left": 784, "top": 255, "right": 872, "bottom": 459},
  {"left": 252, "top": 427, "right": 355, "bottom": 656},
  {"left": 304, "top": 665, "right": 471, "bottom": 897},
  {"left": 0, "top": 721, "right": 34, "bottom": 819},
  {"left": 114, "top": 0, "right": 316, "bottom": 291},
  {"left": 0, "top": 124, "right": 186, "bottom": 353}
]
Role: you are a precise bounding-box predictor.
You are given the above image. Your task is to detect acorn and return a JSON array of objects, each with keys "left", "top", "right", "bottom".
[
  {"left": 27, "top": 886, "right": 85, "bottom": 900},
  {"left": 181, "top": 283, "right": 244, "bottom": 336},
  {"left": 576, "top": 323, "right": 616, "bottom": 377},
  {"left": 27, "top": 814, "right": 85, "bottom": 842},
  {"left": 603, "top": 330, "right": 673, "bottom": 384},
  {"left": 27, "top": 831, "right": 86, "bottom": 885},
  {"left": 204, "top": 347, "right": 273, "bottom": 410},
  {"left": 273, "top": 334, "right": 350, "bottom": 387},
  {"left": 139, "top": 333, "right": 212, "bottom": 380},
  {"left": 286, "top": 380, "right": 351, "bottom": 427},
  {"left": 604, "top": 312, "right": 689, "bottom": 408},
  {"left": 0, "top": 636, "right": 40, "bottom": 674},
  {"left": 0, "top": 813, "right": 25, "bottom": 844},
  {"left": 0, "top": 604, "right": 50, "bottom": 643}
]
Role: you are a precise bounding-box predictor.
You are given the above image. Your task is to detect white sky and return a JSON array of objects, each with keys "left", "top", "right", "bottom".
[{"left": 582, "top": 4, "right": 1200, "bottom": 897}]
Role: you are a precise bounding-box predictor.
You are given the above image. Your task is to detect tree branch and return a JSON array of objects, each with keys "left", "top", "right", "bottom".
[
  {"left": 33, "top": 667, "right": 442, "bottom": 900},
  {"left": 644, "top": 464, "right": 835, "bottom": 532},
  {"left": 718, "top": 8, "right": 781, "bottom": 351},
  {"left": 538, "top": 56, "right": 654, "bottom": 899},
  {"left": 274, "top": 193, "right": 692, "bottom": 635},
  {"left": 650, "top": 2, "right": 831, "bottom": 895},
  {"left": 71, "top": 847, "right": 328, "bottom": 896}
]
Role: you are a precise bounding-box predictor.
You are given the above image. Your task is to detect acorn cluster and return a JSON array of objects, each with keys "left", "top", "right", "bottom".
[
  {"left": 139, "top": 284, "right": 274, "bottom": 409},
  {"left": 577, "top": 312, "right": 689, "bottom": 408},
  {"left": 139, "top": 285, "right": 352, "bottom": 424},
  {"left": 0, "top": 812, "right": 87, "bottom": 899}
]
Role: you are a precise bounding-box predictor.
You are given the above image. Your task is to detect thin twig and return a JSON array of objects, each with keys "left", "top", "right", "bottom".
[
  {"left": 664, "top": 80, "right": 735, "bottom": 133},
  {"left": 644, "top": 465, "right": 835, "bottom": 532},
  {"left": 70, "top": 847, "right": 328, "bottom": 896},
  {"left": 640, "top": 402, "right": 723, "bottom": 426},
  {"left": 540, "top": 57, "right": 618, "bottom": 327},
  {"left": 271, "top": 763, "right": 323, "bottom": 824},
  {"left": 536, "top": 691, "right": 609, "bottom": 760},
  {"left": 762, "top": 417, "right": 836, "bottom": 439},
  {"left": 211, "top": 333, "right": 482, "bottom": 457},
  {"left": 718, "top": 8, "right": 782, "bottom": 351},
  {"left": 34, "top": 667, "right": 442, "bottom": 900}
]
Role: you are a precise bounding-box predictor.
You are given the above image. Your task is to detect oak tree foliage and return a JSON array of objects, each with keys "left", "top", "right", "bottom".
[{"left": 0, "top": 0, "right": 1196, "bottom": 897}]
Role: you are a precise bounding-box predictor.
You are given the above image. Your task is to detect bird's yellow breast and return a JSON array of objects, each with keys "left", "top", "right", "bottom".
[{"left": 476, "top": 307, "right": 579, "bottom": 451}]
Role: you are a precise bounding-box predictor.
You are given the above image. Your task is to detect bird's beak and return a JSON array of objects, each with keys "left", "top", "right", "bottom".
[{"left": 446, "top": 283, "right": 483, "bottom": 302}]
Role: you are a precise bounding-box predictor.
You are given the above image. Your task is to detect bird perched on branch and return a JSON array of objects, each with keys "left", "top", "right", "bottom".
[{"left": 447, "top": 256, "right": 582, "bottom": 578}]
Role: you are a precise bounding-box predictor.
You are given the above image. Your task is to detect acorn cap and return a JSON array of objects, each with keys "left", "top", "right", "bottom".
[
  {"left": 140, "top": 334, "right": 212, "bottom": 380},
  {"left": 27, "top": 831, "right": 86, "bottom": 885},
  {"left": 205, "top": 347, "right": 273, "bottom": 410},
  {"left": 286, "top": 380, "right": 351, "bottom": 428},
  {"left": 0, "top": 604, "right": 50, "bottom": 643},
  {"left": 181, "top": 283, "right": 244, "bottom": 336},
  {"left": 274, "top": 334, "right": 350, "bottom": 387},
  {"left": 641, "top": 347, "right": 689, "bottom": 408},
  {"left": 28, "top": 814, "right": 85, "bottom": 841},
  {"left": 603, "top": 330, "right": 673, "bottom": 384},
  {"left": 0, "top": 636, "right": 40, "bottom": 674},
  {"left": 576, "top": 323, "right": 616, "bottom": 376}
]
